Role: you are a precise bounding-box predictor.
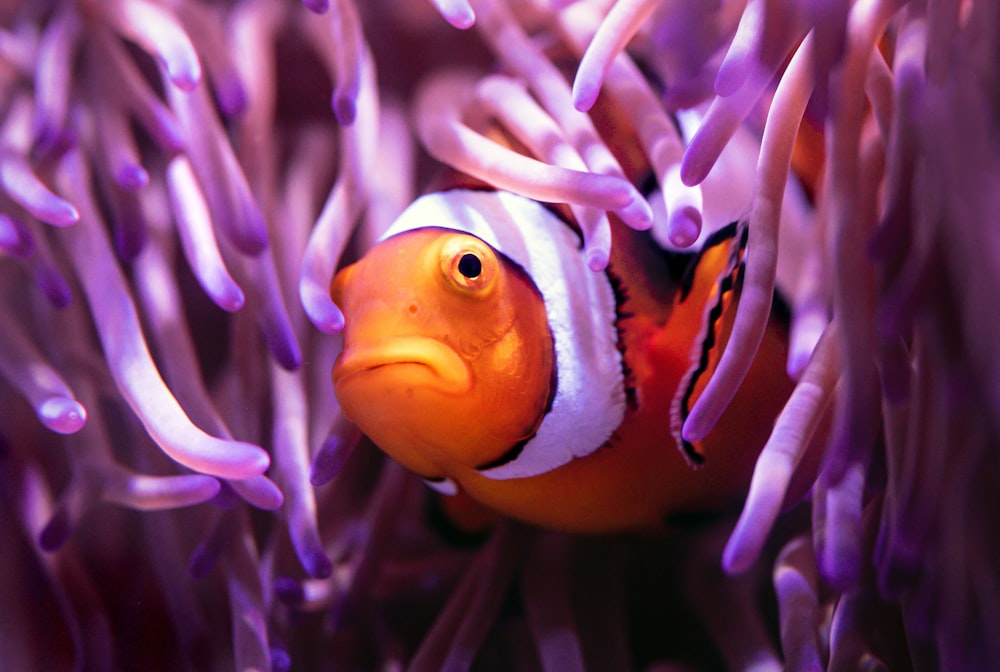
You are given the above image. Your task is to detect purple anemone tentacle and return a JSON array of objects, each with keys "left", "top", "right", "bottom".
[
  {"left": 409, "top": 521, "right": 533, "bottom": 672},
  {"left": 168, "top": 82, "right": 269, "bottom": 256},
  {"left": 164, "top": 156, "right": 245, "bottom": 312},
  {"left": 0, "top": 153, "right": 79, "bottom": 227},
  {"left": 56, "top": 148, "right": 269, "bottom": 480},
  {"left": 100, "top": 0, "right": 202, "bottom": 91},
  {"left": 102, "top": 466, "right": 221, "bottom": 511},
  {"left": 309, "top": 412, "right": 361, "bottom": 486},
  {"left": 521, "top": 534, "right": 586, "bottom": 672},
  {"left": 773, "top": 536, "right": 825, "bottom": 671},
  {"left": 415, "top": 72, "right": 635, "bottom": 214},
  {"left": 474, "top": 75, "right": 615, "bottom": 269},
  {"left": 0, "top": 299, "right": 87, "bottom": 435},
  {"left": 724, "top": 322, "right": 839, "bottom": 575},
  {"left": 431, "top": 0, "right": 477, "bottom": 30},
  {"left": 298, "top": 44, "right": 378, "bottom": 333},
  {"left": 223, "top": 513, "right": 274, "bottom": 672},
  {"left": 26, "top": 226, "right": 74, "bottom": 309},
  {"left": 327, "top": 0, "right": 365, "bottom": 125},
  {"left": 89, "top": 26, "right": 186, "bottom": 154},
  {"left": 683, "top": 32, "right": 815, "bottom": 443},
  {"left": 0, "top": 212, "right": 35, "bottom": 258},
  {"left": 272, "top": 363, "right": 332, "bottom": 578},
  {"left": 714, "top": 0, "right": 764, "bottom": 97},
  {"left": 570, "top": 0, "right": 659, "bottom": 112},
  {"left": 32, "top": 5, "right": 81, "bottom": 150},
  {"left": 173, "top": 0, "right": 249, "bottom": 118},
  {"left": 473, "top": 0, "right": 654, "bottom": 231}
]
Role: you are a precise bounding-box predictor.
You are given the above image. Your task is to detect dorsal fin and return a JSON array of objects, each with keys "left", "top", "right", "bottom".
[{"left": 668, "top": 221, "right": 749, "bottom": 467}]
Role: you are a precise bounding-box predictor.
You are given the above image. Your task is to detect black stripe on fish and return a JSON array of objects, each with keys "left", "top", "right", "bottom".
[
  {"left": 471, "top": 242, "right": 561, "bottom": 474},
  {"left": 606, "top": 268, "right": 639, "bottom": 411}
]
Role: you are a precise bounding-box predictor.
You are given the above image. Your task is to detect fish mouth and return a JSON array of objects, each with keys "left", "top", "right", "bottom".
[{"left": 333, "top": 336, "right": 472, "bottom": 395}]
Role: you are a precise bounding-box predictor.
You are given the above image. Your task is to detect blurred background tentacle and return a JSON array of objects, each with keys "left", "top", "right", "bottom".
[{"left": 0, "top": 0, "right": 996, "bottom": 669}]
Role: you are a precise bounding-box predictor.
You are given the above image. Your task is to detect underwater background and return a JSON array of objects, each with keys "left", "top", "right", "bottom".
[{"left": 0, "top": 0, "right": 997, "bottom": 669}]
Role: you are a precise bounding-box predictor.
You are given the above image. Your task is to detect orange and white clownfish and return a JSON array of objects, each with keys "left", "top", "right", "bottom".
[{"left": 331, "top": 188, "right": 794, "bottom": 534}]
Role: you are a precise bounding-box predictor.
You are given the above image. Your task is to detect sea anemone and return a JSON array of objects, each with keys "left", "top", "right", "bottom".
[{"left": 0, "top": 0, "right": 996, "bottom": 669}]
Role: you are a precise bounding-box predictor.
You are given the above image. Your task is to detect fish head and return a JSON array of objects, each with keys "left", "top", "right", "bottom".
[{"left": 331, "top": 227, "right": 555, "bottom": 484}]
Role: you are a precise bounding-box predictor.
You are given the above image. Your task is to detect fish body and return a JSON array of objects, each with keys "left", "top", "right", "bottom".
[{"left": 332, "top": 189, "right": 792, "bottom": 533}]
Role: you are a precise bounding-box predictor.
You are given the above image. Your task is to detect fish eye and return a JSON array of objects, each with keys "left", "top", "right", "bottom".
[
  {"left": 457, "top": 253, "right": 482, "bottom": 279},
  {"left": 439, "top": 234, "right": 497, "bottom": 293}
]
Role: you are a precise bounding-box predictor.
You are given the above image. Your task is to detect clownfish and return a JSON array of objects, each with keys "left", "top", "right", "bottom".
[{"left": 331, "top": 189, "right": 793, "bottom": 534}]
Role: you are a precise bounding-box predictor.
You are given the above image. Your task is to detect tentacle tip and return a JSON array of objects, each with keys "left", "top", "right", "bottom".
[
  {"left": 443, "top": 5, "right": 476, "bottom": 30},
  {"left": 0, "top": 224, "right": 15, "bottom": 247},
  {"left": 237, "top": 230, "right": 270, "bottom": 257},
  {"left": 309, "top": 451, "right": 337, "bottom": 487},
  {"left": 216, "top": 78, "right": 249, "bottom": 118},
  {"left": 330, "top": 309, "right": 346, "bottom": 333},
  {"left": 221, "top": 444, "right": 272, "bottom": 480},
  {"left": 31, "top": 120, "right": 61, "bottom": 153},
  {"left": 165, "top": 476, "right": 224, "bottom": 508},
  {"left": 35, "top": 128, "right": 79, "bottom": 162},
  {"left": 268, "top": 335, "right": 303, "bottom": 371},
  {"left": 667, "top": 209, "right": 702, "bottom": 248},
  {"left": 250, "top": 448, "right": 272, "bottom": 475},
  {"left": 116, "top": 164, "right": 150, "bottom": 192},
  {"left": 38, "top": 397, "right": 88, "bottom": 434},
  {"left": 585, "top": 246, "right": 610, "bottom": 272},
  {"left": 167, "top": 61, "right": 202, "bottom": 93},
  {"left": 37, "top": 268, "right": 72, "bottom": 309},
  {"left": 720, "top": 550, "right": 742, "bottom": 576},
  {"left": 302, "top": 289, "right": 346, "bottom": 334},
  {"left": 721, "top": 536, "right": 755, "bottom": 576},
  {"left": 274, "top": 576, "right": 305, "bottom": 604},
  {"left": 621, "top": 196, "right": 655, "bottom": 231},
  {"left": 301, "top": 0, "right": 330, "bottom": 14},
  {"left": 571, "top": 77, "right": 599, "bottom": 113},
  {"left": 38, "top": 507, "right": 71, "bottom": 552},
  {"left": 270, "top": 647, "right": 293, "bottom": 672},
  {"left": 239, "top": 477, "right": 284, "bottom": 510},
  {"left": 681, "top": 414, "right": 711, "bottom": 444},
  {"left": 48, "top": 202, "right": 81, "bottom": 227},
  {"left": 333, "top": 96, "right": 357, "bottom": 126},
  {"left": 114, "top": 227, "right": 148, "bottom": 262},
  {"left": 630, "top": 217, "right": 654, "bottom": 232},
  {"left": 713, "top": 66, "right": 743, "bottom": 99},
  {"left": 205, "top": 274, "right": 245, "bottom": 312},
  {"left": 305, "top": 550, "right": 333, "bottom": 580},
  {"left": 2, "top": 242, "right": 33, "bottom": 258},
  {"left": 0, "top": 215, "right": 32, "bottom": 257},
  {"left": 215, "top": 285, "right": 246, "bottom": 313},
  {"left": 160, "top": 126, "right": 187, "bottom": 155},
  {"left": 262, "top": 492, "right": 285, "bottom": 511},
  {"left": 202, "top": 476, "right": 224, "bottom": 500}
]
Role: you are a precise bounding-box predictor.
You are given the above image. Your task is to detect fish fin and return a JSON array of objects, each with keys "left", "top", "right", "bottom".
[{"left": 669, "top": 221, "right": 749, "bottom": 467}]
